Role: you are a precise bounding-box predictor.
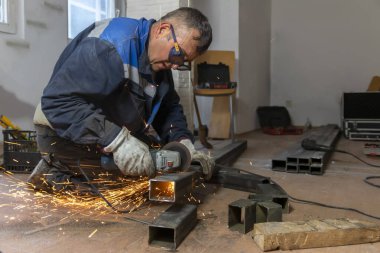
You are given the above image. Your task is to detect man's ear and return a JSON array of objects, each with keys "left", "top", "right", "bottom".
[{"left": 154, "top": 22, "right": 171, "bottom": 39}]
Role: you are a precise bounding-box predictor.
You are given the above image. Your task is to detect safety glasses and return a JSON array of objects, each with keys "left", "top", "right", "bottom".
[{"left": 168, "top": 25, "right": 191, "bottom": 71}]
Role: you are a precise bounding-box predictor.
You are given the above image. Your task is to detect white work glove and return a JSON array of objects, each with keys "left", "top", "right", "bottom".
[
  {"left": 180, "top": 139, "right": 215, "bottom": 180},
  {"left": 103, "top": 127, "right": 155, "bottom": 177}
]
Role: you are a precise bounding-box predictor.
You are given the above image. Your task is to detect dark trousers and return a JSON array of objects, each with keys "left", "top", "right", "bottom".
[{"left": 35, "top": 124, "right": 118, "bottom": 176}]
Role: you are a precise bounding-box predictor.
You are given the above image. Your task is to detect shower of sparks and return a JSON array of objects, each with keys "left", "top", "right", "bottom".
[
  {"left": 88, "top": 228, "right": 98, "bottom": 238},
  {"left": 0, "top": 166, "right": 150, "bottom": 221},
  {"left": 4, "top": 141, "right": 21, "bottom": 146}
]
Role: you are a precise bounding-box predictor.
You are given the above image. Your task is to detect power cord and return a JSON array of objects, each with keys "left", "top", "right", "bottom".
[
  {"left": 287, "top": 194, "right": 380, "bottom": 220},
  {"left": 299, "top": 138, "right": 380, "bottom": 220},
  {"left": 302, "top": 138, "right": 380, "bottom": 188}
]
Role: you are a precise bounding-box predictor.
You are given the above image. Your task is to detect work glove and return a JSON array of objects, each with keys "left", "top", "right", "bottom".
[
  {"left": 103, "top": 127, "right": 155, "bottom": 177},
  {"left": 180, "top": 139, "right": 215, "bottom": 180}
]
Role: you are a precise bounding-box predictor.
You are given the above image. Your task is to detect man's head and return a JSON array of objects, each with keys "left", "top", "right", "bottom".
[{"left": 148, "top": 7, "right": 212, "bottom": 72}]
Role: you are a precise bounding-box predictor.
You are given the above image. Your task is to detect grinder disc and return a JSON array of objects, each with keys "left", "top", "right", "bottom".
[{"left": 162, "top": 142, "right": 192, "bottom": 170}]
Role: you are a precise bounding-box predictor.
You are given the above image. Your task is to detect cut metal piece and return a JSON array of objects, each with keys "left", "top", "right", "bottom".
[
  {"left": 148, "top": 204, "right": 197, "bottom": 250},
  {"left": 228, "top": 199, "right": 257, "bottom": 234},
  {"left": 256, "top": 184, "right": 290, "bottom": 213},
  {"left": 210, "top": 166, "right": 270, "bottom": 193},
  {"left": 149, "top": 172, "right": 194, "bottom": 202},
  {"left": 256, "top": 201, "right": 283, "bottom": 223}
]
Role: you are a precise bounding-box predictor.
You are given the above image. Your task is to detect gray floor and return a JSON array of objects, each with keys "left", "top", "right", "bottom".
[{"left": 0, "top": 130, "right": 380, "bottom": 253}]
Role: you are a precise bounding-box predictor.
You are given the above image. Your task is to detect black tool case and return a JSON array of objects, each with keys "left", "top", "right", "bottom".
[{"left": 342, "top": 92, "right": 380, "bottom": 140}]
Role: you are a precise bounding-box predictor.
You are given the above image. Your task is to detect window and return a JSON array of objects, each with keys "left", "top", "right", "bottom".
[
  {"left": 0, "top": 0, "right": 8, "bottom": 24},
  {"left": 0, "top": 0, "right": 16, "bottom": 34},
  {"left": 68, "top": 0, "right": 116, "bottom": 39}
]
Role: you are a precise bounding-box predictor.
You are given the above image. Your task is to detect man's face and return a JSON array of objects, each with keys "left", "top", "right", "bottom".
[{"left": 149, "top": 24, "right": 200, "bottom": 72}]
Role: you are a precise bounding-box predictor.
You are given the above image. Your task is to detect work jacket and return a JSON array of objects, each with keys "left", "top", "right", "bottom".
[{"left": 34, "top": 17, "right": 193, "bottom": 147}]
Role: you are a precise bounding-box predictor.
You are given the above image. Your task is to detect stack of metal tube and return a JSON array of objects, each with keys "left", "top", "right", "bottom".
[{"left": 271, "top": 125, "right": 340, "bottom": 175}]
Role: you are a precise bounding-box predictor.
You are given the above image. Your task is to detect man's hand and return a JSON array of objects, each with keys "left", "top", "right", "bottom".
[
  {"left": 104, "top": 127, "right": 155, "bottom": 177},
  {"left": 180, "top": 139, "right": 215, "bottom": 180}
]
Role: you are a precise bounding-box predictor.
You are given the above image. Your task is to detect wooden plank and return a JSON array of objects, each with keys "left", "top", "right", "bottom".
[
  {"left": 208, "top": 96, "right": 231, "bottom": 139},
  {"left": 253, "top": 218, "right": 380, "bottom": 251}
]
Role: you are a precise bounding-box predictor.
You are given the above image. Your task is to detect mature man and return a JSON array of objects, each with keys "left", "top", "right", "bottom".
[{"left": 29, "top": 7, "right": 213, "bottom": 192}]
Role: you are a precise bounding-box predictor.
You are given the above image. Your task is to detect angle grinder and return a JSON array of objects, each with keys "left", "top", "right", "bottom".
[{"left": 101, "top": 141, "right": 192, "bottom": 173}]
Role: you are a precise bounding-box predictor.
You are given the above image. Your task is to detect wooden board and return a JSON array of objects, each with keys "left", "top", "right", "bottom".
[
  {"left": 208, "top": 96, "right": 231, "bottom": 139},
  {"left": 253, "top": 218, "right": 380, "bottom": 251}
]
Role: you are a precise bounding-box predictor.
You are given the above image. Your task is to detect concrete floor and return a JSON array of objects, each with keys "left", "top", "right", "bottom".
[{"left": 0, "top": 129, "right": 380, "bottom": 253}]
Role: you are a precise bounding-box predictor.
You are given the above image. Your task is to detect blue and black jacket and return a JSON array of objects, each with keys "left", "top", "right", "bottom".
[{"left": 39, "top": 17, "right": 193, "bottom": 147}]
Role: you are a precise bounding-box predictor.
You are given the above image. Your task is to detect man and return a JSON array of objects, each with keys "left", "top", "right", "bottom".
[{"left": 29, "top": 7, "right": 214, "bottom": 192}]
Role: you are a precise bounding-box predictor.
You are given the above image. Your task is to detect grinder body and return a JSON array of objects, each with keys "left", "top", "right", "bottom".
[{"left": 101, "top": 141, "right": 191, "bottom": 173}]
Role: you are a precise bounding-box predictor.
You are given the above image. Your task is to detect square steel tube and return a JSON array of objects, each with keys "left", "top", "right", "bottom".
[
  {"left": 272, "top": 159, "right": 286, "bottom": 171},
  {"left": 310, "top": 165, "right": 323, "bottom": 175},
  {"left": 149, "top": 172, "right": 194, "bottom": 202},
  {"left": 299, "top": 165, "right": 311, "bottom": 173},
  {"left": 256, "top": 184, "right": 290, "bottom": 213},
  {"left": 286, "top": 163, "right": 298, "bottom": 173},
  {"left": 256, "top": 201, "right": 282, "bottom": 223},
  {"left": 148, "top": 204, "right": 197, "bottom": 250},
  {"left": 228, "top": 199, "right": 256, "bottom": 234}
]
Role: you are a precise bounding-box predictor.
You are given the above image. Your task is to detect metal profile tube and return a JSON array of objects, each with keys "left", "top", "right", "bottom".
[
  {"left": 210, "top": 167, "right": 270, "bottom": 193},
  {"left": 149, "top": 172, "right": 194, "bottom": 202},
  {"left": 272, "top": 158, "right": 286, "bottom": 171},
  {"left": 298, "top": 164, "right": 310, "bottom": 173},
  {"left": 148, "top": 204, "right": 197, "bottom": 250},
  {"left": 271, "top": 125, "right": 340, "bottom": 174},
  {"left": 256, "top": 201, "right": 282, "bottom": 223},
  {"left": 228, "top": 199, "right": 256, "bottom": 234},
  {"left": 256, "top": 183, "right": 290, "bottom": 213},
  {"left": 286, "top": 163, "right": 298, "bottom": 173}
]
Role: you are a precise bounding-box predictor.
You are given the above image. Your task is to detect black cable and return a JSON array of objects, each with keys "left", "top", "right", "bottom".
[
  {"left": 287, "top": 194, "right": 380, "bottom": 220},
  {"left": 79, "top": 167, "right": 152, "bottom": 225},
  {"left": 216, "top": 161, "right": 380, "bottom": 220},
  {"left": 334, "top": 149, "right": 380, "bottom": 168},
  {"left": 364, "top": 176, "right": 380, "bottom": 188},
  {"left": 330, "top": 149, "right": 380, "bottom": 189}
]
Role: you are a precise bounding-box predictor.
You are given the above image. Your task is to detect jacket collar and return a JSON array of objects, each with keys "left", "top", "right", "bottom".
[{"left": 138, "top": 19, "right": 155, "bottom": 78}]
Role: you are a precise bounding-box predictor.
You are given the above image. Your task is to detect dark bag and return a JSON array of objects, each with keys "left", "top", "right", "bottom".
[{"left": 256, "top": 106, "right": 291, "bottom": 128}]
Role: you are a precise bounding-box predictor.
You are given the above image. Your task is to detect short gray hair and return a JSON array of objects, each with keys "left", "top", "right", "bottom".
[{"left": 159, "top": 7, "right": 212, "bottom": 54}]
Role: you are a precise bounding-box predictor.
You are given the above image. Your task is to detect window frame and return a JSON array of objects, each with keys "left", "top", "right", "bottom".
[
  {"left": 0, "top": 0, "right": 17, "bottom": 34},
  {"left": 68, "top": 0, "right": 123, "bottom": 39}
]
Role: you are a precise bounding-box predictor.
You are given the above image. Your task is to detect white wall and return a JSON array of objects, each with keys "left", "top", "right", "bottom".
[
  {"left": 0, "top": 0, "right": 67, "bottom": 135},
  {"left": 271, "top": 0, "right": 380, "bottom": 126},
  {"left": 237, "top": 0, "right": 271, "bottom": 132}
]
